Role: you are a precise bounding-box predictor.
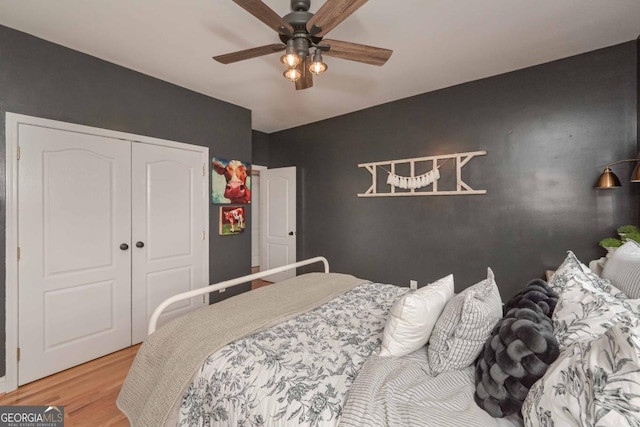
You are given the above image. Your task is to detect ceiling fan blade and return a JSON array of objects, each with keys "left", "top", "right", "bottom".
[
  {"left": 295, "top": 57, "right": 314, "bottom": 90},
  {"left": 213, "top": 43, "right": 286, "bottom": 64},
  {"left": 233, "top": 0, "right": 294, "bottom": 35},
  {"left": 306, "top": 0, "right": 368, "bottom": 37},
  {"left": 322, "top": 39, "right": 392, "bottom": 66}
]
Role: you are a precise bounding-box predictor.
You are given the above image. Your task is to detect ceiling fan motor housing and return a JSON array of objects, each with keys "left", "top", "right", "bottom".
[
  {"left": 291, "top": 0, "right": 310, "bottom": 11},
  {"left": 279, "top": 8, "right": 322, "bottom": 47}
]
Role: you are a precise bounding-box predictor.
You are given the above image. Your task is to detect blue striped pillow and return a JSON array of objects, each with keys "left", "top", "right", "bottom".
[{"left": 602, "top": 241, "right": 640, "bottom": 298}]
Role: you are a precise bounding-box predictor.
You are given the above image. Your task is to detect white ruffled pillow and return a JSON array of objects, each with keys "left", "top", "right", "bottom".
[{"left": 379, "top": 275, "right": 454, "bottom": 357}]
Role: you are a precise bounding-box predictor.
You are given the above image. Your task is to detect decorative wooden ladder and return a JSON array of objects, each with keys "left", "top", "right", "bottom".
[{"left": 358, "top": 150, "right": 487, "bottom": 197}]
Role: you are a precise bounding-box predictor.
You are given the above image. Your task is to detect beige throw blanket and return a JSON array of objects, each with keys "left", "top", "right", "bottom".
[{"left": 117, "top": 272, "right": 367, "bottom": 427}]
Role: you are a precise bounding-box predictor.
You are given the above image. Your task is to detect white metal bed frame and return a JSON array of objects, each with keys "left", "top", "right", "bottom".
[{"left": 148, "top": 256, "right": 330, "bottom": 335}]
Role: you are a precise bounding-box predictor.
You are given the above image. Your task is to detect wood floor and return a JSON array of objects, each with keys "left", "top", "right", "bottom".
[
  {"left": 251, "top": 266, "right": 273, "bottom": 289},
  {"left": 0, "top": 344, "right": 139, "bottom": 426}
]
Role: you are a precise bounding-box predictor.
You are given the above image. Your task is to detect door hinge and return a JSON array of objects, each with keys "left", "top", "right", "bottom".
[
  {"left": 17, "top": 347, "right": 20, "bottom": 362},
  {"left": 202, "top": 230, "right": 205, "bottom": 240},
  {"left": 17, "top": 247, "right": 20, "bottom": 261},
  {"left": 17, "top": 146, "right": 20, "bottom": 160},
  {"left": 203, "top": 164, "right": 205, "bottom": 176},
  {"left": 202, "top": 295, "right": 205, "bottom": 304}
]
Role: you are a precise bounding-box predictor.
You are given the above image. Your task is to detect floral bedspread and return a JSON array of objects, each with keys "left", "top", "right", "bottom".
[{"left": 177, "top": 282, "right": 407, "bottom": 427}]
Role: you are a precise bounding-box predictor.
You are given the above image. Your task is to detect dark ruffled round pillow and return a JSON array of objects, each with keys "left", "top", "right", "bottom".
[
  {"left": 502, "top": 279, "right": 558, "bottom": 317},
  {"left": 474, "top": 280, "right": 560, "bottom": 418}
]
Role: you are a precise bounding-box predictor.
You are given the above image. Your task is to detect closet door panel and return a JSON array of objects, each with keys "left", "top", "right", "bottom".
[
  {"left": 146, "top": 160, "right": 192, "bottom": 260},
  {"left": 131, "top": 143, "right": 207, "bottom": 344},
  {"left": 18, "top": 124, "right": 132, "bottom": 385}
]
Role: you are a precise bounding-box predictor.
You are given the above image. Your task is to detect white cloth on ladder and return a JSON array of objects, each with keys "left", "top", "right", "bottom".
[{"left": 386, "top": 168, "right": 441, "bottom": 190}]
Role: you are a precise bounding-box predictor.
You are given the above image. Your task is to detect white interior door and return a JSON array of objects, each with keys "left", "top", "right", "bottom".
[
  {"left": 260, "top": 167, "right": 296, "bottom": 282},
  {"left": 131, "top": 143, "right": 208, "bottom": 344},
  {"left": 18, "top": 124, "right": 132, "bottom": 385}
]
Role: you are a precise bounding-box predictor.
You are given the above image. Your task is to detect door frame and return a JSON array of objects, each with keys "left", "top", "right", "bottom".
[
  {"left": 251, "top": 165, "right": 267, "bottom": 269},
  {"left": 4, "top": 113, "right": 210, "bottom": 392}
]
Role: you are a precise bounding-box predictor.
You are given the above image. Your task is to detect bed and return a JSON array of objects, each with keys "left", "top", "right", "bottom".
[{"left": 117, "top": 246, "right": 640, "bottom": 427}]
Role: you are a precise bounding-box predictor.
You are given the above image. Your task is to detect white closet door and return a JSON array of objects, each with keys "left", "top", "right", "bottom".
[
  {"left": 131, "top": 143, "right": 208, "bottom": 343},
  {"left": 18, "top": 124, "right": 132, "bottom": 385}
]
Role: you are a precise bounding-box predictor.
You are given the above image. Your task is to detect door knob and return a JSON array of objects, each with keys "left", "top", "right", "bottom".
[
  {"left": 288, "top": 231, "right": 295, "bottom": 236},
  {"left": 136, "top": 241, "right": 145, "bottom": 248},
  {"left": 120, "top": 243, "right": 129, "bottom": 250}
]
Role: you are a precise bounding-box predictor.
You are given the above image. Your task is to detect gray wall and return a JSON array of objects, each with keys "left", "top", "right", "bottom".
[
  {"left": 252, "top": 130, "right": 270, "bottom": 166},
  {"left": 267, "top": 41, "right": 639, "bottom": 299},
  {"left": 0, "top": 25, "right": 253, "bottom": 376}
]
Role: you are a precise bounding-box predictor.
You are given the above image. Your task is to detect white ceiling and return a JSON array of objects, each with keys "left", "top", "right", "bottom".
[{"left": 0, "top": 1, "right": 639, "bottom": 133}]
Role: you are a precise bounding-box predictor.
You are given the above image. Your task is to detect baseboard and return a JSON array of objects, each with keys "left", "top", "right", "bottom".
[{"left": 0, "top": 376, "right": 6, "bottom": 394}]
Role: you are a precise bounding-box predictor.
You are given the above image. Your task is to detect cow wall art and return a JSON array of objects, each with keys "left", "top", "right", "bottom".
[
  {"left": 219, "top": 206, "right": 246, "bottom": 235},
  {"left": 212, "top": 157, "right": 252, "bottom": 204}
]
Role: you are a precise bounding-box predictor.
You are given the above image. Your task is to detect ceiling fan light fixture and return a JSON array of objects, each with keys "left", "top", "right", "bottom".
[
  {"left": 283, "top": 67, "right": 302, "bottom": 82},
  {"left": 309, "top": 49, "right": 327, "bottom": 75},
  {"left": 280, "top": 40, "right": 302, "bottom": 68},
  {"left": 215, "top": 0, "right": 393, "bottom": 90}
]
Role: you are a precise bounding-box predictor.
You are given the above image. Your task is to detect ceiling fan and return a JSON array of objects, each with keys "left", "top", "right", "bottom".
[{"left": 213, "top": 0, "right": 393, "bottom": 90}]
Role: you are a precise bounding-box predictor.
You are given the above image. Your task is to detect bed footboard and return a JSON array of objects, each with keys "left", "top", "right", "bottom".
[{"left": 148, "top": 256, "right": 329, "bottom": 335}]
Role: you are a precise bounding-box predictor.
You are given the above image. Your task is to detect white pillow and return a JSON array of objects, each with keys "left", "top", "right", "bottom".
[
  {"left": 379, "top": 275, "right": 454, "bottom": 357},
  {"left": 427, "top": 268, "right": 502, "bottom": 374},
  {"left": 549, "top": 250, "right": 626, "bottom": 298},
  {"left": 602, "top": 241, "right": 640, "bottom": 298},
  {"left": 552, "top": 272, "right": 635, "bottom": 352},
  {"left": 550, "top": 251, "right": 637, "bottom": 352},
  {"left": 522, "top": 319, "right": 640, "bottom": 426}
]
